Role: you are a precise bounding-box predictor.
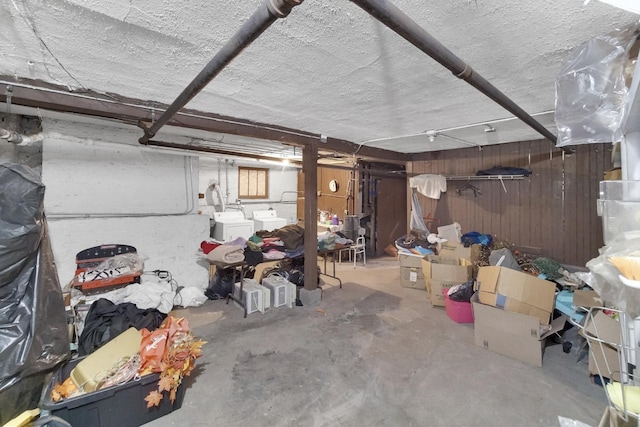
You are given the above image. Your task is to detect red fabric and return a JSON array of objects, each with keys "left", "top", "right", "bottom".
[
  {"left": 200, "top": 241, "right": 221, "bottom": 254},
  {"left": 262, "top": 237, "right": 281, "bottom": 244}
]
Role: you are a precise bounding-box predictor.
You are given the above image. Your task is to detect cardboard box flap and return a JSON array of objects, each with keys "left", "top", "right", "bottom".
[
  {"left": 573, "top": 289, "right": 603, "bottom": 309},
  {"left": 540, "top": 315, "right": 568, "bottom": 339},
  {"left": 495, "top": 267, "right": 556, "bottom": 313},
  {"left": 472, "top": 298, "right": 546, "bottom": 367},
  {"left": 421, "top": 258, "right": 432, "bottom": 279},
  {"left": 421, "top": 255, "right": 472, "bottom": 283},
  {"left": 477, "top": 266, "right": 500, "bottom": 294},
  {"left": 439, "top": 242, "right": 471, "bottom": 260},
  {"left": 584, "top": 310, "right": 622, "bottom": 345},
  {"left": 477, "top": 266, "right": 556, "bottom": 322}
]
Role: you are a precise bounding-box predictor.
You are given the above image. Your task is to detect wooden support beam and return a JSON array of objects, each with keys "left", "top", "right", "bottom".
[
  {"left": 0, "top": 77, "right": 408, "bottom": 163},
  {"left": 303, "top": 143, "right": 319, "bottom": 290}
]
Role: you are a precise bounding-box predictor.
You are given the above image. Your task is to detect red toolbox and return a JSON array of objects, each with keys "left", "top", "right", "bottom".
[{"left": 71, "top": 244, "right": 142, "bottom": 293}]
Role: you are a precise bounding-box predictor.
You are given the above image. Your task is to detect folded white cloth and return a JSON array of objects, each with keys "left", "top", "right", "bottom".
[{"left": 206, "top": 244, "right": 245, "bottom": 264}]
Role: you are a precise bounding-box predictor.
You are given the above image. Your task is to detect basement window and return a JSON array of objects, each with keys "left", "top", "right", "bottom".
[{"left": 238, "top": 166, "right": 269, "bottom": 199}]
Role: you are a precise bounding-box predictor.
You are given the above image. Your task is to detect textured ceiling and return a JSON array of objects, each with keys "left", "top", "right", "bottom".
[{"left": 0, "top": 0, "right": 637, "bottom": 156}]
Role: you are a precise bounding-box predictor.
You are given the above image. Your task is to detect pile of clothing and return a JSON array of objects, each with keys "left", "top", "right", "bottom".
[{"left": 201, "top": 224, "right": 307, "bottom": 267}]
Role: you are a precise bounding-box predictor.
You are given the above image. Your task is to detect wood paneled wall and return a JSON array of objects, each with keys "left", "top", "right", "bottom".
[
  {"left": 297, "top": 166, "right": 352, "bottom": 222},
  {"left": 409, "top": 140, "right": 612, "bottom": 266}
]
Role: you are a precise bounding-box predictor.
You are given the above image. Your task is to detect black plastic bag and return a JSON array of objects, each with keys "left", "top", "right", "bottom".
[
  {"left": 0, "top": 164, "right": 69, "bottom": 425},
  {"left": 205, "top": 267, "right": 236, "bottom": 300},
  {"left": 448, "top": 280, "right": 475, "bottom": 302}
]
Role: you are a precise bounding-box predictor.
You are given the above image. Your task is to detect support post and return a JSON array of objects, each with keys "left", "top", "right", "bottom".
[{"left": 303, "top": 143, "right": 319, "bottom": 290}]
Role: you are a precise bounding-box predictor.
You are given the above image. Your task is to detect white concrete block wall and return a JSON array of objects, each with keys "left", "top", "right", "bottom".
[
  {"left": 198, "top": 157, "right": 299, "bottom": 225},
  {"left": 47, "top": 215, "right": 210, "bottom": 289},
  {"left": 41, "top": 118, "right": 210, "bottom": 289}
]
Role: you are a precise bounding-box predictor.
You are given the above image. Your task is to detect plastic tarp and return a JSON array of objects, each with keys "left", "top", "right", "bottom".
[
  {"left": 410, "top": 189, "right": 428, "bottom": 231},
  {"left": 0, "top": 163, "right": 69, "bottom": 424},
  {"left": 577, "top": 230, "right": 640, "bottom": 318},
  {"left": 409, "top": 174, "right": 447, "bottom": 232},
  {"left": 555, "top": 22, "right": 639, "bottom": 146}
]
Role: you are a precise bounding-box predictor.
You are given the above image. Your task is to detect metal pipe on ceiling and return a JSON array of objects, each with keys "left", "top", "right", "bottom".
[
  {"left": 349, "top": 0, "right": 571, "bottom": 154},
  {"left": 138, "top": 0, "right": 303, "bottom": 145}
]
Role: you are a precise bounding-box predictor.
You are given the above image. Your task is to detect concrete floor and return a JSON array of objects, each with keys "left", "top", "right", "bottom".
[{"left": 147, "top": 257, "right": 608, "bottom": 427}]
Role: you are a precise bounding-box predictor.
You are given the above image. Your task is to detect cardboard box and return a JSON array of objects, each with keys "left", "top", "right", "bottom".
[
  {"left": 438, "top": 242, "right": 471, "bottom": 260},
  {"left": 472, "top": 293, "right": 566, "bottom": 367},
  {"left": 573, "top": 289, "right": 603, "bottom": 308},
  {"left": 422, "top": 255, "right": 472, "bottom": 306},
  {"left": 398, "top": 253, "right": 423, "bottom": 268},
  {"left": 438, "top": 242, "right": 482, "bottom": 278},
  {"left": 583, "top": 310, "right": 622, "bottom": 380},
  {"left": 400, "top": 266, "right": 426, "bottom": 290},
  {"left": 604, "top": 168, "right": 622, "bottom": 181},
  {"left": 598, "top": 405, "right": 639, "bottom": 427},
  {"left": 429, "top": 279, "right": 467, "bottom": 307},
  {"left": 476, "top": 266, "right": 556, "bottom": 325}
]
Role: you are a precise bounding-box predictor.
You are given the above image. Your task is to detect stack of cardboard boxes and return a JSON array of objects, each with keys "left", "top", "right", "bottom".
[
  {"left": 398, "top": 242, "right": 474, "bottom": 305},
  {"left": 398, "top": 253, "right": 427, "bottom": 290},
  {"left": 398, "top": 242, "right": 569, "bottom": 367},
  {"left": 398, "top": 243, "right": 472, "bottom": 306}
]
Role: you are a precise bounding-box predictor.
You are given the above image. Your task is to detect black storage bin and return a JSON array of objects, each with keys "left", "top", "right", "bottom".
[{"left": 41, "top": 357, "right": 185, "bottom": 427}]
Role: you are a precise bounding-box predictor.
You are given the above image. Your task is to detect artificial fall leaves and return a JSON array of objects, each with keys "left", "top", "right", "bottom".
[
  {"left": 143, "top": 317, "right": 206, "bottom": 408},
  {"left": 51, "top": 377, "right": 79, "bottom": 402},
  {"left": 50, "top": 315, "right": 205, "bottom": 409},
  {"left": 144, "top": 390, "right": 163, "bottom": 408}
]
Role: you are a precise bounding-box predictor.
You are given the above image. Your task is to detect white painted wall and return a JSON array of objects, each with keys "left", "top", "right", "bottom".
[
  {"left": 198, "top": 157, "right": 299, "bottom": 226},
  {"left": 47, "top": 216, "right": 210, "bottom": 289},
  {"left": 41, "top": 118, "right": 210, "bottom": 289}
]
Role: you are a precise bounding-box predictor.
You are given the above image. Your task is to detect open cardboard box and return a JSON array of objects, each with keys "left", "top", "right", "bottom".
[
  {"left": 438, "top": 242, "right": 472, "bottom": 260},
  {"left": 476, "top": 266, "right": 556, "bottom": 325},
  {"left": 472, "top": 293, "right": 566, "bottom": 367},
  {"left": 421, "top": 255, "right": 472, "bottom": 306},
  {"left": 438, "top": 241, "right": 483, "bottom": 277}
]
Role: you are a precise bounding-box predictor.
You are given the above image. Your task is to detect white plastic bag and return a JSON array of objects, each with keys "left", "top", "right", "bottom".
[{"left": 555, "top": 22, "right": 639, "bottom": 146}]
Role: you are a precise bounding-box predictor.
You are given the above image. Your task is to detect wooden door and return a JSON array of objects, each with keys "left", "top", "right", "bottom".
[{"left": 375, "top": 175, "right": 407, "bottom": 256}]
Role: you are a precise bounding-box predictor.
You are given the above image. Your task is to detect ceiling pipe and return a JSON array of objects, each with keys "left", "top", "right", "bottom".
[
  {"left": 348, "top": 0, "right": 571, "bottom": 154},
  {"left": 0, "top": 126, "right": 43, "bottom": 146},
  {"left": 138, "top": 0, "right": 303, "bottom": 145}
]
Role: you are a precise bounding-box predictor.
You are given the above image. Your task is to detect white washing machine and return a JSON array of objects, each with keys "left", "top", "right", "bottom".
[
  {"left": 253, "top": 210, "right": 287, "bottom": 232},
  {"left": 212, "top": 211, "right": 255, "bottom": 242}
]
